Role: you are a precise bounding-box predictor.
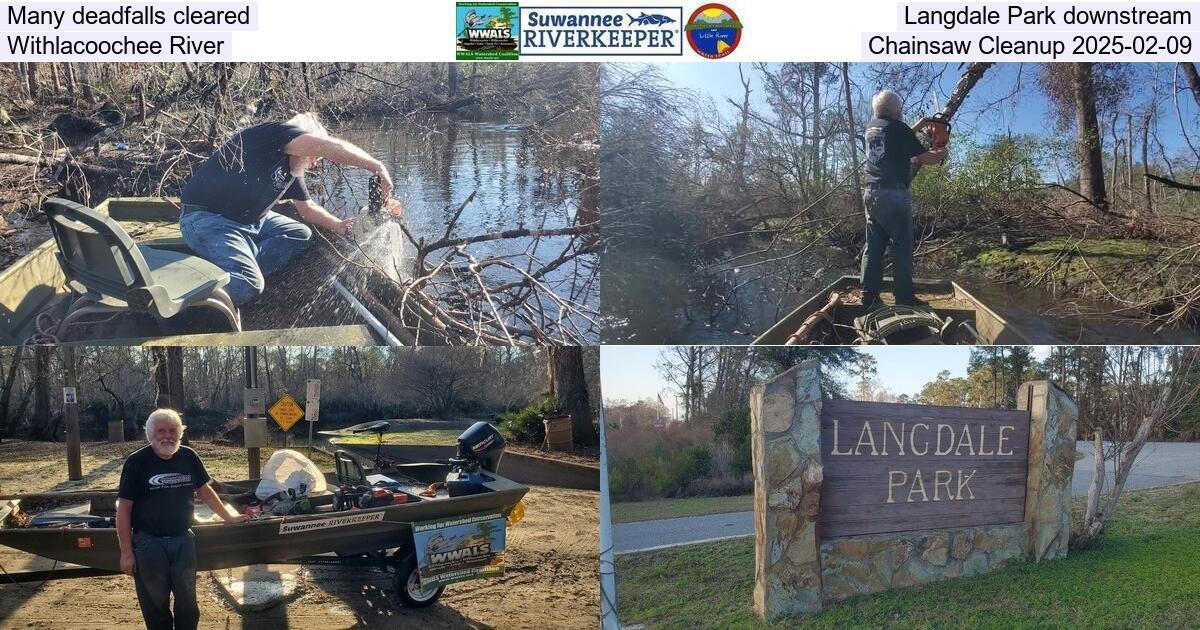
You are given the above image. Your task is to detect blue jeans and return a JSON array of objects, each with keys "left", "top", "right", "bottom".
[
  {"left": 180, "top": 210, "right": 311, "bottom": 304},
  {"left": 132, "top": 530, "right": 198, "bottom": 630},
  {"left": 859, "top": 187, "right": 915, "bottom": 302}
]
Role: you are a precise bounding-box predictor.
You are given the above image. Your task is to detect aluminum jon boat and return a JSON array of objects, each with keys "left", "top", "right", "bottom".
[
  {"left": 752, "top": 275, "right": 1034, "bottom": 345},
  {"left": 0, "top": 423, "right": 527, "bottom": 606}
]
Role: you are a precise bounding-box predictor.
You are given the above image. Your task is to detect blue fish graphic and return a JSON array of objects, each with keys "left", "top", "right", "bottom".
[{"left": 627, "top": 12, "right": 676, "bottom": 26}]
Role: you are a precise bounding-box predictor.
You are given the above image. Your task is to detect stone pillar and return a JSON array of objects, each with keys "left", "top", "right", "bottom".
[
  {"left": 750, "top": 359, "right": 824, "bottom": 620},
  {"left": 1018, "top": 380, "right": 1078, "bottom": 561}
]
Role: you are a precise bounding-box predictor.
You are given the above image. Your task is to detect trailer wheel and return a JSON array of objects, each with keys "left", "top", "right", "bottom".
[{"left": 393, "top": 556, "right": 444, "bottom": 608}]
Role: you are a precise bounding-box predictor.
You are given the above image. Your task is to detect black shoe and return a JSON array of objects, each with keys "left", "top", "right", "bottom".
[
  {"left": 896, "top": 296, "right": 931, "bottom": 308},
  {"left": 861, "top": 292, "right": 883, "bottom": 311}
]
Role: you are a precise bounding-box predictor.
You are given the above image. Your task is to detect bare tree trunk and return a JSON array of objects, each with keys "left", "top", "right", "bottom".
[
  {"left": 841, "top": 63, "right": 863, "bottom": 213},
  {"left": 301, "top": 62, "right": 313, "bottom": 100},
  {"left": 1073, "top": 63, "right": 1109, "bottom": 211},
  {"left": 1180, "top": 62, "right": 1200, "bottom": 108},
  {"left": 1125, "top": 114, "right": 1133, "bottom": 195},
  {"left": 63, "top": 63, "right": 77, "bottom": 98},
  {"left": 152, "top": 347, "right": 185, "bottom": 411},
  {"left": 448, "top": 63, "right": 458, "bottom": 99},
  {"left": 207, "top": 63, "right": 231, "bottom": 149},
  {"left": 1108, "top": 114, "right": 1120, "bottom": 206},
  {"left": 552, "top": 346, "right": 597, "bottom": 446},
  {"left": 1141, "top": 110, "right": 1153, "bottom": 210},
  {"left": 26, "top": 62, "right": 41, "bottom": 101},
  {"left": 0, "top": 346, "right": 25, "bottom": 442},
  {"left": 810, "top": 63, "right": 822, "bottom": 187},
  {"left": 1082, "top": 429, "right": 1104, "bottom": 539},
  {"left": 32, "top": 346, "right": 51, "bottom": 440},
  {"left": 76, "top": 63, "right": 95, "bottom": 101},
  {"left": 49, "top": 62, "right": 62, "bottom": 94},
  {"left": 734, "top": 65, "right": 751, "bottom": 196}
]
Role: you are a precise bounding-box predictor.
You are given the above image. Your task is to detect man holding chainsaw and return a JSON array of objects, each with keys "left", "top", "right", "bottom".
[
  {"left": 859, "top": 90, "right": 948, "bottom": 310},
  {"left": 179, "top": 112, "right": 404, "bottom": 305}
]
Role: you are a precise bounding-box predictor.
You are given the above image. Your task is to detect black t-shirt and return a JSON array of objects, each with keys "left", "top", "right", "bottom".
[
  {"left": 863, "top": 117, "right": 927, "bottom": 188},
  {"left": 181, "top": 122, "right": 311, "bottom": 224},
  {"left": 118, "top": 445, "right": 211, "bottom": 536}
]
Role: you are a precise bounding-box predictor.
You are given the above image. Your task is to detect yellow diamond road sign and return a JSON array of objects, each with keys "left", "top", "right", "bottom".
[{"left": 268, "top": 393, "right": 305, "bottom": 432}]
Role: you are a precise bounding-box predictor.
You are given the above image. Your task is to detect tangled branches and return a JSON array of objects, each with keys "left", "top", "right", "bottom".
[{"left": 316, "top": 192, "right": 600, "bottom": 346}]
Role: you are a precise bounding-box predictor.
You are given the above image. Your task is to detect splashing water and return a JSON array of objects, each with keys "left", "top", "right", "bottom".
[{"left": 352, "top": 217, "right": 413, "bottom": 283}]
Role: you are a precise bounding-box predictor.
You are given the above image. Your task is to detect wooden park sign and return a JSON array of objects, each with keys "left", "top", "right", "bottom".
[
  {"left": 750, "top": 361, "right": 1078, "bottom": 621},
  {"left": 819, "top": 399, "right": 1029, "bottom": 538}
]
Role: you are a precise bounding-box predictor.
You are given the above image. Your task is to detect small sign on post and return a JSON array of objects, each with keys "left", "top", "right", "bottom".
[
  {"left": 244, "top": 388, "right": 266, "bottom": 415},
  {"left": 62, "top": 387, "right": 77, "bottom": 405},
  {"left": 268, "top": 393, "right": 305, "bottom": 432},
  {"left": 305, "top": 379, "right": 321, "bottom": 452}
]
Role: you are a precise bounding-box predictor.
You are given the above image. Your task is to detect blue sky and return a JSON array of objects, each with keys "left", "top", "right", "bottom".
[
  {"left": 600, "top": 346, "right": 1052, "bottom": 411},
  {"left": 650, "top": 62, "right": 1196, "bottom": 164}
]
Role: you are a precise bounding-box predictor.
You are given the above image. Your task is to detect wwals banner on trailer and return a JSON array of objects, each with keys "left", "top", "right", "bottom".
[{"left": 413, "top": 511, "right": 508, "bottom": 589}]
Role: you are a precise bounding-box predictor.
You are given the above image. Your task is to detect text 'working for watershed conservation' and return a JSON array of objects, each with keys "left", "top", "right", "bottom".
[{"left": 866, "top": 2, "right": 1195, "bottom": 61}]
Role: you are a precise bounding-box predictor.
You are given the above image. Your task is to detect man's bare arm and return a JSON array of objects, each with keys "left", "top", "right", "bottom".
[
  {"left": 283, "top": 134, "right": 394, "bottom": 196},
  {"left": 197, "top": 483, "right": 250, "bottom": 523},
  {"left": 293, "top": 199, "right": 355, "bottom": 234},
  {"left": 914, "top": 148, "right": 948, "bottom": 166},
  {"left": 116, "top": 498, "right": 136, "bottom": 575}
]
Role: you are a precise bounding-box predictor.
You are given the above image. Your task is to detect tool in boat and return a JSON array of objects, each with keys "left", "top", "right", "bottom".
[
  {"left": 786, "top": 291, "right": 843, "bottom": 345},
  {"left": 854, "top": 304, "right": 954, "bottom": 344}
]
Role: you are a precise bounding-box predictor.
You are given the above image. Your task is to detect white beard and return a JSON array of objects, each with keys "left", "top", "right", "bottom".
[{"left": 152, "top": 441, "right": 180, "bottom": 458}]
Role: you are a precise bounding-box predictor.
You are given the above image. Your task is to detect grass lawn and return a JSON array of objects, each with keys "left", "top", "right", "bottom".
[
  {"left": 612, "top": 495, "right": 753, "bottom": 524},
  {"left": 324, "top": 429, "right": 462, "bottom": 446},
  {"left": 971, "top": 238, "right": 1197, "bottom": 305},
  {"left": 616, "top": 482, "right": 1200, "bottom": 629}
]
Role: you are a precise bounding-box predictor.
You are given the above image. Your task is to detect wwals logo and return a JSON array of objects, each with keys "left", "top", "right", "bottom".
[{"left": 456, "top": 2, "right": 519, "bottom": 60}]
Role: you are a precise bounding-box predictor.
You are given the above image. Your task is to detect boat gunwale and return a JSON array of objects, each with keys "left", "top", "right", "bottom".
[{"left": 751, "top": 275, "right": 1027, "bottom": 345}]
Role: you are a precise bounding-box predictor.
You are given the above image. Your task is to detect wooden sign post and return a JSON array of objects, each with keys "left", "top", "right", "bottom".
[{"left": 750, "top": 360, "right": 1077, "bottom": 620}]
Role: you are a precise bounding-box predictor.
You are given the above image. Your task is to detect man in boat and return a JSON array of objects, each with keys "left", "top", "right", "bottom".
[
  {"left": 179, "top": 112, "right": 405, "bottom": 305},
  {"left": 116, "top": 409, "right": 250, "bottom": 630},
  {"left": 860, "top": 90, "right": 948, "bottom": 310}
]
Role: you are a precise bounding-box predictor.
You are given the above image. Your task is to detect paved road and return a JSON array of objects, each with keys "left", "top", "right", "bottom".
[{"left": 614, "top": 441, "right": 1200, "bottom": 554}]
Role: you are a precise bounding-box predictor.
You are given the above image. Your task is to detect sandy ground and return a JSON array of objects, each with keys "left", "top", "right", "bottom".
[{"left": 0, "top": 441, "right": 600, "bottom": 629}]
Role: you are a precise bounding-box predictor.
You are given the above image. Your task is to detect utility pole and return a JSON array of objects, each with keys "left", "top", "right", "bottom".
[
  {"left": 63, "top": 346, "right": 81, "bottom": 481},
  {"left": 244, "top": 347, "right": 265, "bottom": 479}
]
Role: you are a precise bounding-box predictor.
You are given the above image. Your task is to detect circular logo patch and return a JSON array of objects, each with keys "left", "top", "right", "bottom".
[{"left": 685, "top": 4, "right": 742, "bottom": 59}]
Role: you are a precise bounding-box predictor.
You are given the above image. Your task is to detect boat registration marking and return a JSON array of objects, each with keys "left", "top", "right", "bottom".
[{"left": 278, "top": 511, "right": 386, "bottom": 535}]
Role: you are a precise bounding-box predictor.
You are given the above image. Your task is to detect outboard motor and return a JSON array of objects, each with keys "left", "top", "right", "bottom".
[{"left": 446, "top": 421, "right": 506, "bottom": 497}]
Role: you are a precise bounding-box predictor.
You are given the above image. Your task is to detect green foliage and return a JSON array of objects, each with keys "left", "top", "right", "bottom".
[
  {"left": 713, "top": 408, "right": 751, "bottom": 473},
  {"left": 617, "top": 483, "right": 1200, "bottom": 629},
  {"left": 911, "top": 134, "right": 1044, "bottom": 215},
  {"left": 498, "top": 397, "right": 557, "bottom": 445},
  {"left": 681, "top": 445, "right": 712, "bottom": 480}
]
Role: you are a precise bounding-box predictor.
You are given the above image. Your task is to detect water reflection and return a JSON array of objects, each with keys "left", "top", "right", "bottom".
[{"left": 300, "top": 115, "right": 599, "bottom": 340}]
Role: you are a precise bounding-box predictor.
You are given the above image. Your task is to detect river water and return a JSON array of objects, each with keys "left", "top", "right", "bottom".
[
  {"left": 248, "top": 115, "right": 599, "bottom": 341},
  {"left": 603, "top": 240, "right": 1200, "bottom": 345}
]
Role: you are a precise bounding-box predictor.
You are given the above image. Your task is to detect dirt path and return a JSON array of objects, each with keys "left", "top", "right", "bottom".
[{"left": 0, "top": 442, "right": 599, "bottom": 629}]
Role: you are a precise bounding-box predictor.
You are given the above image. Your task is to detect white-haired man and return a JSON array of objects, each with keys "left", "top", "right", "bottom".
[
  {"left": 179, "top": 112, "right": 404, "bottom": 304},
  {"left": 116, "top": 409, "right": 249, "bottom": 630},
  {"left": 860, "top": 90, "right": 948, "bottom": 310}
]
